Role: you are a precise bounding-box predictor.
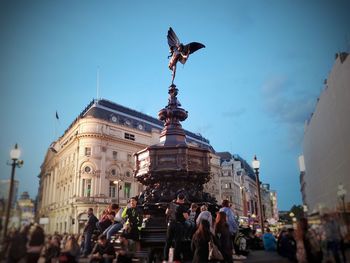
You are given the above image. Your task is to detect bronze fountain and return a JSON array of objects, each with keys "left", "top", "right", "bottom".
[{"left": 133, "top": 27, "right": 216, "bottom": 262}]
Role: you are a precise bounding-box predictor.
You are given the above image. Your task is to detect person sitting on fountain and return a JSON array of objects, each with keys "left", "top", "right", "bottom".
[
  {"left": 185, "top": 203, "right": 199, "bottom": 239},
  {"left": 121, "top": 197, "right": 143, "bottom": 241}
]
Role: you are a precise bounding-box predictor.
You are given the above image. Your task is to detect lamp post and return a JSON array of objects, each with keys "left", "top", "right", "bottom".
[
  {"left": 337, "top": 183, "right": 347, "bottom": 215},
  {"left": 3, "top": 144, "right": 23, "bottom": 240},
  {"left": 252, "top": 155, "right": 264, "bottom": 234}
]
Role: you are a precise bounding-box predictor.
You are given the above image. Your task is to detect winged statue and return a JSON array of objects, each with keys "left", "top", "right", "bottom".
[{"left": 167, "top": 27, "right": 205, "bottom": 84}]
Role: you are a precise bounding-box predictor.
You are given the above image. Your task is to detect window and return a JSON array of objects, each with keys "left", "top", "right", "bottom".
[
  {"left": 125, "top": 171, "right": 131, "bottom": 177},
  {"left": 82, "top": 179, "right": 92, "bottom": 197},
  {"left": 111, "top": 169, "right": 116, "bottom": 176},
  {"left": 124, "top": 133, "right": 135, "bottom": 141},
  {"left": 112, "top": 151, "right": 118, "bottom": 160},
  {"left": 127, "top": 154, "right": 132, "bottom": 162},
  {"left": 85, "top": 147, "right": 91, "bottom": 156},
  {"left": 125, "top": 119, "right": 131, "bottom": 126},
  {"left": 109, "top": 181, "right": 116, "bottom": 198},
  {"left": 124, "top": 182, "right": 131, "bottom": 199},
  {"left": 84, "top": 166, "right": 92, "bottom": 173}
]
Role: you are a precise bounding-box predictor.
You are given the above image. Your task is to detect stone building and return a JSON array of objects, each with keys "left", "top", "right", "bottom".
[
  {"left": 301, "top": 52, "right": 350, "bottom": 214},
  {"left": 261, "top": 184, "right": 279, "bottom": 222},
  {"left": 38, "top": 99, "right": 219, "bottom": 234},
  {"left": 217, "top": 152, "right": 243, "bottom": 215},
  {"left": 216, "top": 152, "right": 261, "bottom": 217}
]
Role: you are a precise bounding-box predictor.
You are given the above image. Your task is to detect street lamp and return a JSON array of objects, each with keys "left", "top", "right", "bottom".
[
  {"left": 113, "top": 180, "right": 122, "bottom": 204},
  {"left": 3, "top": 144, "right": 23, "bottom": 240},
  {"left": 252, "top": 155, "right": 264, "bottom": 234},
  {"left": 337, "top": 183, "right": 347, "bottom": 214}
]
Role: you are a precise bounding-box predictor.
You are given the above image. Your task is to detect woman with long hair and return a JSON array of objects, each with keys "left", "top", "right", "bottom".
[
  {"left": 59, "top": 235, "right": 80, "bottom": 263},
  {"left": 214, "top": 211, "right": 233, "bottom": 263},
  {"left": 191, "top": 219, "right": 217, "bottom": 263}
]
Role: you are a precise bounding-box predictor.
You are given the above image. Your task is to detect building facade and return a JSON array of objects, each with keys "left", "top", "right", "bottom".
[
  {"left": 261, "top": 184, "right": 279, "bottom": 222},
  {"left": 38, "top": 99, "right": 217, "bottom": 234},
  {"left": 217, "top": 152, "right": 243, "bottom": 215},
  {"left": 302, "top": 52, "right": 350, "bottom": 214}
]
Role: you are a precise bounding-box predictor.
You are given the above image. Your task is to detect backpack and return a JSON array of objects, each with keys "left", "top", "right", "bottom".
[{"left": 234, "top": 232, "right": 247, "bottom": 252}]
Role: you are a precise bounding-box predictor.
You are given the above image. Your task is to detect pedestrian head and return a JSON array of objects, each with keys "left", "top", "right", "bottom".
[
  {"left": 129, "top": 197, "right": 138, "bottom": 207},
  {"left": 222, "top": 199, "right": 229, "bottom": 207},
  {"left": 64, "top": 235, "right": 79, "bottom": 251},
  {"left": 108, "top": 211, "right": 116, "bottom": 220},
  {"left": 200, "top": 205, "right": 208, "bottom": 212},
  {"left": 287, "top": 228, "right": 294, "bottom": 237},
  {"left": 195, "top": 219, "right": 211, "bottom": 240},
  {"left": 215, "top": 211, "right": 227, "bottom": 225},
  {"left": 190, "top": 203, "right": 198, "bottom": 210},
  {"left": 87, "top": 208, "right": 93, "bottom": 215},
  {"left": 119, "top": 232, "right": 128, "bottom": 242},
  {"left": 111, "top": 203, "right": 119, "bottom": 210},
  {"left": 177, "top": 193, "right": 185, "bottom": 202},
  {"left": 98, "top": 234, "right": 107, "bottom": 245}
]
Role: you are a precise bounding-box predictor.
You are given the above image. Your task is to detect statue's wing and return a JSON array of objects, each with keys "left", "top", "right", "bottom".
[
  {"left": 187, "top": 42, "right": 205, "bottom": 54},
  {"left": 167, "top": 27, "right": 180, "bottom": 50}
]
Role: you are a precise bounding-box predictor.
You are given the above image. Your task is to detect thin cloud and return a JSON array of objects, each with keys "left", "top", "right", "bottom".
[
  {"left": 262, "top": 76, "right": 315, "bottom": 125},
  {"left": 262, "top": 76, "right": 316, "bottom": 149},
  {"left": 222, "top": 108, "right": 246, "bottom": 118}
]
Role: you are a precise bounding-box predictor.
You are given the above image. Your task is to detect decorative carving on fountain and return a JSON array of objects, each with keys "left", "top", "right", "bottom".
[{"left": 134, "top": 83, "right": 215, "bottom": 204}]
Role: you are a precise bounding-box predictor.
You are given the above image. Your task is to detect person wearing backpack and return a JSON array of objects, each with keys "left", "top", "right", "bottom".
[{"left": 163, "top": 193, "right": 189, "bottom": 262}]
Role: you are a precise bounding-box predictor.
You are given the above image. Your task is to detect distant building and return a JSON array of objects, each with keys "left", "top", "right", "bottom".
[
  {"left": 261, "top": 184, "right": 279, "bottom": 222},
  {"left": 233, "top": 155, "right": 260, "bottom": 218},
  {"left": 17, "top": 191, "right": 35, "bottom": 226},
  {"left": 38, "top": 99, "right": 218, "bottom": 234},
  {"left": 217, "top": 152, "right": 243, "bottom": 215},
  {"left": 301, "top": 52, "right": 350, "bottom": 214},
  {"left": 216, "top": 152, "right": 263, "bottom": 218},
  {"left": 0, "top": 179, "right": 19, "bottom": 209}
]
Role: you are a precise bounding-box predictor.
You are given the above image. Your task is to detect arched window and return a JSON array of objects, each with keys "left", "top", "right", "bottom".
[{"left": 84, "top": 166, "right": 92, "bottom": 173}]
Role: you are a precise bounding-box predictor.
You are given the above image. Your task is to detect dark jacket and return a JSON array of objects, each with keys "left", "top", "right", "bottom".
[
  {"left": 91, "top": 241, "right": 116, "bottom": 257},
  {"left": 215, "top": 223, "right": 233, "bottom": 263},
  {"left": 191, "top": 232, "right": 218, "bottom": 263},
  {"left": 84, "top": 214, "right": 98, "bottom": 233}
]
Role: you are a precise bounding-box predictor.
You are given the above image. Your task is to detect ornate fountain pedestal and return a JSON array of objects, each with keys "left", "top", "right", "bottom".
[
  {"left": 135, "top": 84, "right": 215, "bottom": 204},
  {"left": 133, "top": 84, "right": 217, "bottom": 262}
]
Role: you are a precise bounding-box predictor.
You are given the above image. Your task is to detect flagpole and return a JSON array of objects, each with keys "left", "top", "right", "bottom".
[
  {"left": 96, "top": 67, "right": 100, "bottom": 100},
  {"left": 55, "top": 111, "right": 59, "bottom": 139},
  {"left": 54, "top": 112, "right": 57, "bottom": 140}
]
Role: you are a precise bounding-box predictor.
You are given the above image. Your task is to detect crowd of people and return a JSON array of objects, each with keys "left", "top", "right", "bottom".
[
  {"left": 272, "top": 213, "right": 348, "bottom": 263},
  {"left": 1, "top": 194, "right": 349, "bottom": 263},
  {"left": 1, "top": 196, "right": 142, "bottom": 263}
]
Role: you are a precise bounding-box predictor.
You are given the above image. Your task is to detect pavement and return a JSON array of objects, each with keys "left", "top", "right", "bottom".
[
  {"left": 78, "top": 250, "right": 290, "bottom": 263},
  {"left": 240, "top": 250, "right": 290, "bottom": 263}
]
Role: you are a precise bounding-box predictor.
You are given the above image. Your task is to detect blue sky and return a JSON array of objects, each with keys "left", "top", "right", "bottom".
[{"left": 1, "top": 1, "right": 349, "bottom": 210}]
